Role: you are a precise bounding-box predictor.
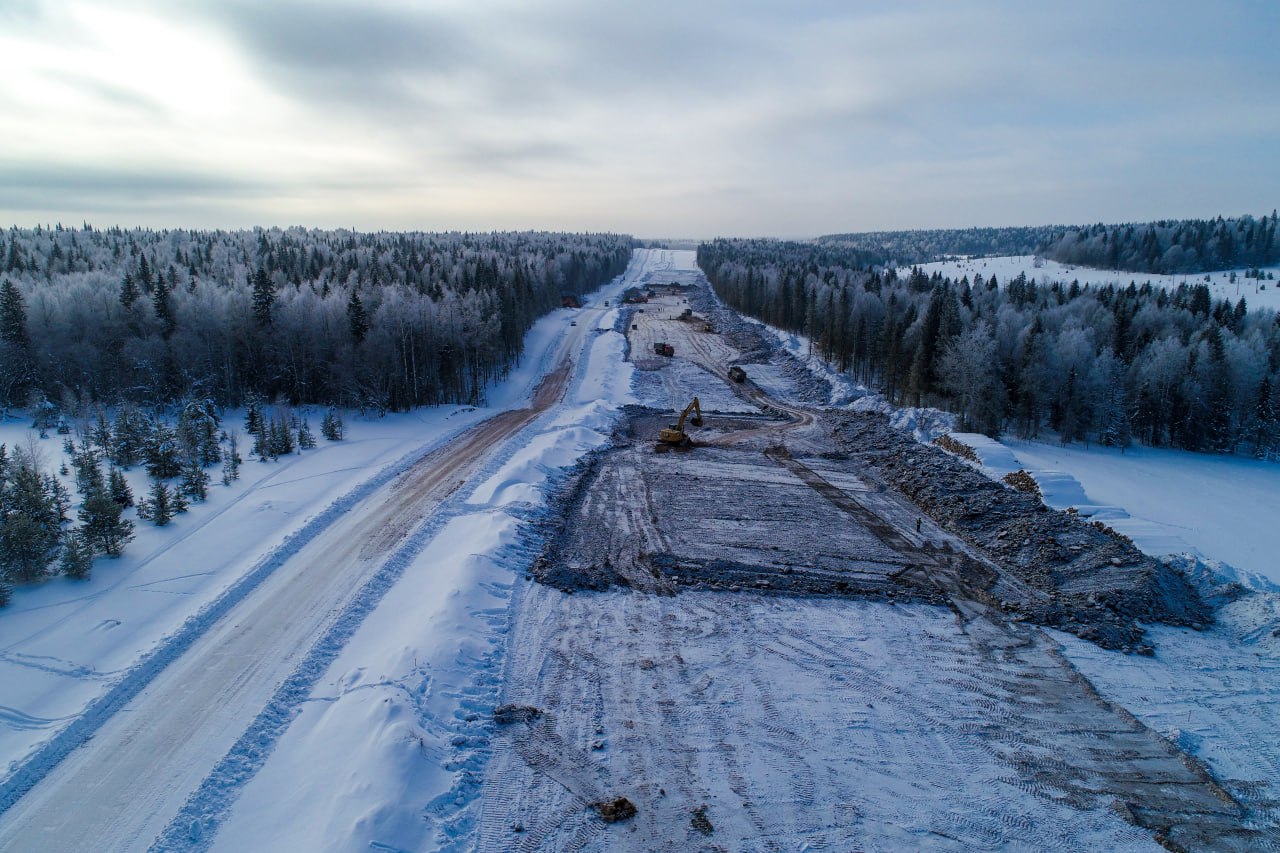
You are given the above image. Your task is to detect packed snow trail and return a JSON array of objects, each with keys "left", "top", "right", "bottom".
[{"left": 0, "top": 252, "right": 662, "bottom": 853}]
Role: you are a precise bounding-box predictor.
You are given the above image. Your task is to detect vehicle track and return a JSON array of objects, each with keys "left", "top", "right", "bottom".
[{"left": 0, "top": 324, "right": 589, "bottom": 852}]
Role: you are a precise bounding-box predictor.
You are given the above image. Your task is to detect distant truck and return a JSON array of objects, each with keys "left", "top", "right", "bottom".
[
  {"left": 653, "top": 342, "right": 674, "bottom": 357},
  {"left": 728, "top": 366, "right": 747, "bottom": 382}
]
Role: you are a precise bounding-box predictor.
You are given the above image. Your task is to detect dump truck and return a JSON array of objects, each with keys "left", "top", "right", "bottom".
[
  {"left": 653, "top": 342, "right": 674, "bottom": 357},
  {"left": 728, "top": 366, "right": 747, "bottom": 382}
]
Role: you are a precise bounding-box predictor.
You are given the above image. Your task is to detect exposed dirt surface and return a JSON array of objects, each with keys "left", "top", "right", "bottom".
[
  {"left": 478, "top": 275, "right": 1277, "bottom": 851},
  {"left": 480, "top": 587, "right": 1258, "bottom": 852}
]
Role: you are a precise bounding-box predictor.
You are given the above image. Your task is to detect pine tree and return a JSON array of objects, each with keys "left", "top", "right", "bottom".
[
  {"left": 152, "top": 271, "right": 174, "bottom": 337},
  {"left": 297, "top": 417, "right": 316, "bottom": 450},
  {"left": 91, "top": 410, "right": 114, "bottom": 453},
  {"left": 144, "top": 423, "right": 182, "bottom": 479},
  {"left": 244, "top": 397, "right": 264, "bottom": 436},
  {"left": 111, "top": 405, "right": 147, "bottom": 468},
  {"left": 80, "top": 479, "right": 134, "bottom": 556},
  {"left": 252, "top": 268, "right": 275, "bottom": 327},
  {"left": 347, "top": 289, "right": 369, "bottom": 343},
  {"left": 270, "top": 413, "right": 295, "bottom": 455},
  {"left": 140, "top": 479, "right": 174, "bottom": 526},
  {"left": 0, "top": 449, "right": 62, "bottom": 582},
  {"left": 321, "top": 409, "right": 344, "bottom": 441},
  {"left": 108, "top": 467, "right": 134, "bottom": 507},
  {"left": 179, "top": 458, "right": 209, "bottom": 502},
  {"left": 1253, "top": 376, "right": 1278, "bottom": 459},
  {"left": 59, "top": 529, "right": 95, "bottom": 579},
  {"left": 221, "top": 431, "right": 242, "bottom": 484},
  {"left": 0, "top": 279, "right": 30, "bottom": 350},
  {"left": 119, "top": 273, "right": 140, "bottom": 307}
]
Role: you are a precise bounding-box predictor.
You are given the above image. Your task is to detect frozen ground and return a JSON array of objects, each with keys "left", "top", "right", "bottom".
[{"left": 900, "top": 255, "right": 1280, "bottom": 310}]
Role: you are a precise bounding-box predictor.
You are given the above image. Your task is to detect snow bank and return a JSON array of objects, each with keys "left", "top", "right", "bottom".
[
  {"left": 153, "top": 252, "right": 656, "bottom": 851},
  {"left": 0, "top": 406, "right": 490, "bottom": 796}
]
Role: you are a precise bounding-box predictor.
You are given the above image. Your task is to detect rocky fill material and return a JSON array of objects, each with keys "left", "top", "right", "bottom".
[{"left": 832, "top": 411, "right": 1211, "bottom": 652}]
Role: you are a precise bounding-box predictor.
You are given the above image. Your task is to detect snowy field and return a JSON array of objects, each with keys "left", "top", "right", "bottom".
[
  {"left": 902, "top": 254, "right": 1280, "bottom": 310},
  {"left": 954, "top": 433, "right": 1280, "bottom": 588},
  {"left": 0, "top": 404, "right": 494, "bottom": 775}
]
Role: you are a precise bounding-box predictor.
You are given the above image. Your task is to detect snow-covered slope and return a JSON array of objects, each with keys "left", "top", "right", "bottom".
[{"left": 902, "top": 255, "right": 1280, "bottom": 310}]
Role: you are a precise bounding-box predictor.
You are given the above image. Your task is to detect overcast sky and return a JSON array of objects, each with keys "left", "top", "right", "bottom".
[{"left": 1, "top": 0, "right": 1277, "bottom": 237}]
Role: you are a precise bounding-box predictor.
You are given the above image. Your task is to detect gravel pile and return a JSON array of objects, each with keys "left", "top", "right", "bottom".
[{"left": 832, "top": 411, "right": 1211, "bottom": 652}]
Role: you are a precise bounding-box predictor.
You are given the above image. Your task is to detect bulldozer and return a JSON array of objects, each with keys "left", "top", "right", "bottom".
[{"left": 657, "top": 397, "right": 703, "bottom": 450}]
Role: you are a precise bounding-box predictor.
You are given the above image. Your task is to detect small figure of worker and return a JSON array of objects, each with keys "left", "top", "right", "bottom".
[{"left": 915, "top": 517, "right": 922, "bottom": 533}]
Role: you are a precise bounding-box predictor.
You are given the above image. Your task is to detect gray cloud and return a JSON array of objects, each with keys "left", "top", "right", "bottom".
[
  {"left": 2, "top": 0, "right": 1278, "bottom": 234},
  {"left": 0, "top": 162, "right": 277, "bottom": 213}
]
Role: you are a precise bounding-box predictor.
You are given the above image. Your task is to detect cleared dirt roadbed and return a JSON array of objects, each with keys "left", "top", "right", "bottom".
[{"left": 480, "top": 585, "right": 1252, "bottom": 851}]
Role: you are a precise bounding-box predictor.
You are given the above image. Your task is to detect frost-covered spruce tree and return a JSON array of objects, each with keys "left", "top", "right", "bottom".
[
  {"left": 111, "top": 405, "right": 148, "bottom": 469},
  {"left": 0, "top": 446, "right": 63, "bottom": 582},
  {"left": 221, "top": 431, "right": 242, "bottom": 484},
  {"left": 321, "top": 410, "right": 344, "bottom": 441},
  {"left": 139, "top": 479, "right": 173, "bottom": 526},
  {"left": 178, "top": 399, "right": 221, "bottom": 467},
  {"left": 244, "top": 396, "right": 264, "bottom": 437},
  {"left": 179, "top": 458, "right": 209, "bottom": 502},
  {"left": 145, "top": 422, "right": 182, "bottom": 479},
  {"left": 91, "top": 409, "right": 115, "bottom": 455},
  {"left": 80, "top": 477, "right": 133, "bottom": 556},
  {"left": 297, "top": 417, "right": 316, "bottom": 450},
  {"left": 108, "top": 467, "right": 133, "bottom": 507},
  {"left": 269, "top": 413, "right": 295, "bottom": 456},
  {"left": 59, "top": 529, "right": 94, "bottom": 579}
]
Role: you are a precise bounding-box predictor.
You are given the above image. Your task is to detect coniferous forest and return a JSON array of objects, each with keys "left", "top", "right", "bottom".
[
  {"left": 817, "top": 212, "right": 1280, "bottom": 274},
  {"left": 699, "top": 239, "right": 1280, "bottom": 458},
  {"left": 0, "top": 226, "right": 631, "bottom": 596},
  {"left": 0, "top": 226, "right": 633, "bottom": 413}
]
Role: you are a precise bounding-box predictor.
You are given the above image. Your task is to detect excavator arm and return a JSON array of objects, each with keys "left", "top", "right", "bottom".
[
  {"left": 657, "top": 397, "right": 703, "bottom": 447},
  {"left": 674, "top": 397, "right": 703, "bottom": 430}
]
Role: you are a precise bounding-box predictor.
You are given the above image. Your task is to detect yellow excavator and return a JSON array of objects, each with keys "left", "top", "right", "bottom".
[{"left": 657, "top": 398, "right": 703, "bottom": 449}]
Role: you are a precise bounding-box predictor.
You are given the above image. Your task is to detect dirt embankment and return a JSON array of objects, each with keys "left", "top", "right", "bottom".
[{"left": 832, "top": 411, "right": 1211, "bottom": 652}]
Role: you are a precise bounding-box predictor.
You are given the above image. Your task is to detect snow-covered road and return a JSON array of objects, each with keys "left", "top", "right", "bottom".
[{"left": 0, "top": 250, "right": 668, "bottom": 851}]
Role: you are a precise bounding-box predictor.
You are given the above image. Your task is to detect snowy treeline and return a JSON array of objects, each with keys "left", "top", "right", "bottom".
[
  {"left": 0, "top": 226, "right": 633, "bottom": 412},
  {"left": 817, "top": 225, "right": 1055, "bottom": 265},
  {"left": 816, "top": 212, "right": 1280, "bottom": 275},
  {"left": 1038, "top": 213, "right": 1280, "bottom": 274},
  {"left": 699, "top": 239, "right": 1280, "bottom": 458}
]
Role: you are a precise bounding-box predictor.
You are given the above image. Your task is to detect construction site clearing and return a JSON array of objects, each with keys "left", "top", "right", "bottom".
[
  {"left": 539, "top": 284, "right": 1206, "bottom": 654},
  {"left": 479, "top": 274, "right": 1272, "bottom": 852}
]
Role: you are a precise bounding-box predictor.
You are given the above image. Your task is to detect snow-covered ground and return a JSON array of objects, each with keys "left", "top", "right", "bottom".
[
  {"left": 199, "top": 263, "right": 645, "bottom": 852},
  {"left": 0, "top": 249, "right": 681, "bottom": 848},
  {"left": 5, "top": 247, "right": 1277, "bottom": 850},
  {"left": 902, "top": 255, "right": 1280, "bottom": 310}
]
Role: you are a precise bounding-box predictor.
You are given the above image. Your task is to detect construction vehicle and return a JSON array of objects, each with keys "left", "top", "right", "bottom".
[
  {"left": 657, "top": 397, "right": 703, "bottom": 448},
  {"left": 703, "top": 322, "right": 714, "bottom": 333},
  {"left": 653, "top": 341, "right": 674, "bottom": 357},
  {"left": 679, "top": 308, "right": 694, "bottom": 320},
  {"left": 728, "top": 365, "right": 747, "bottom": 383}
]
